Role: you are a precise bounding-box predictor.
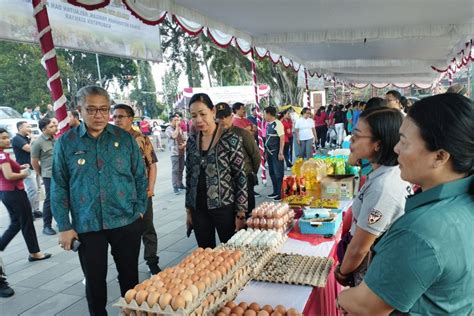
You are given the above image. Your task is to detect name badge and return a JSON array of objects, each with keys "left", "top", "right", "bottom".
[
  {"left": 77, "top": 158, "right": 86, "bottom": 165},
  {"left": 114, "top": 142, "right": 119, "bottom": 148}
]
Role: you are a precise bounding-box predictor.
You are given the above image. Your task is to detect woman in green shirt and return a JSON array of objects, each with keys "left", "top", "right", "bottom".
[{"left": 337, "top": 93, "right": 474, "bottom": 315}]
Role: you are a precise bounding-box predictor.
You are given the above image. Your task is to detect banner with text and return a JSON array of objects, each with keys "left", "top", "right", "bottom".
[{"left": 0, "top": 0, "right": 162, "bottom": 62}]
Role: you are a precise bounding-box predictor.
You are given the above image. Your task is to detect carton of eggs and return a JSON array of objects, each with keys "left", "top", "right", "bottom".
[
  {"left": 217, "top": 301, "right": 302, "bottom": 316},
  {"left": 226, "top": 229, "right": 286, "bottom": 249}
]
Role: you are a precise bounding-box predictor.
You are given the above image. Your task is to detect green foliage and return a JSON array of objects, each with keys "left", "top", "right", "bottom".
[
  {"left": 0, "top": 41, "right": 71, "bottom": 112},
  {"left": 129, "top": 61, "right": 164, "bottom": 118},
  {"left": 57, "top": 49, "right": 137, "bottom": 102}
]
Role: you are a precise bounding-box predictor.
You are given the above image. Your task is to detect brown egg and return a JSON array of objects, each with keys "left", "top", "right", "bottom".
[
  {"left": 157, "top": 287, "right": 168, "bottom": 294},
  {"left": 204, "top": 247, "right": 213, "bottom": 253},
  {"left": 201, "top": 276, "right": 212, "bottom": 287},
  {"left": 244, "top": 310, "right": 257, "bottom": 316},
  {"left": 218, "top": 266, "right": 227, "bottom": 275},
  {"left": 257, "top": 311, "right": 269, "bottom": 316},
  {"left": 270, "top": 313, "right": 283, "bottom": 316},
  {"left": 249, "top": 302, "right": 261, "bottom": 311},
  {"left": 191, "top": 274, "right": 200, "bottom": 282},
  {"left": 217, "top": 313, "right": 227, "bottom": 316},
  {"left": 197, "top": 270, "right": 207, "bottom": 278},
  {"left": 135, "top": 290, "right": 148, "bottom": 305},
  {"left": 175, "top": 284, "right": 186, "bottom": 291},
  {"left": 134, "top": 283, "right": 146, "bottom": 291},
  {"left": 207, "top": 294, "right": 215, "bottom": 305},
  {"left": 180, "top": 289, "right": 193, "bottom": 303},
  {"left": 195, "top": 280, "right": 206, "bottom": 293},
  {"left": 286, "top": 308, "right": 300, "bottom": 316},
  {"left": 150, "top": 275, "right": 160, "bottom": 282},
  {"left": 238, "top": 302, "right": 248, "bottom": 310},
  {"left": 146, "top": 291, "right": 160, "bottom": 308},
  {"left": 262, "top": 305, "right": 273, "bottom": 313},
  {"left": 195, "top": 247, "right": 205, "bottom": 253},
  {"left": 186, "top": 284, "right": 199, "bottom": 298},
  {"left": 171, "top": 295, "right": 186, "bottom": 311},
  {"left": 274, "top": 305, "right": 286, "bottom": 314},
  {"left": 170, "top": 288, "right": 181, "bottom": 297},
  {"left": 142, "top": 280, "right": 152, "bottom": 287},
  {"left": 153, "top": 280, "right": 164, "bottom": 288},
  {"left": 220, "top": 306, "right": 232, "bottom": 314},
  {"left": 214, "top": 270, "right": 223, "bottom": 280},
  {"left": 158, "top": 292, "right": 172, "bottom": 309},
  {"left": 146, "top": 286, "right": 157, "bottom": 292},
  {"left": 226, "top": 301, "right": 237, "bottom": 309},
  {"left": 208, "top": 271, "right": 218, "bottom": 283},
  {"left": 124, "top": 289, "right": 137, "bottom": 304},
  {"left": 231, "top": 306, "right": 245, "bottom": 315},
  {"left": 227, "top": 258, "right": 235, "bottom": 267},
  {"left": 186, "top": 263, "right": 196, "bottom": 269},
  {"left": 223, "top": 262, "right": 231, "bottom": 271},
  {"left": 214, "top": 256, "right": 224, "bottom": 263}
]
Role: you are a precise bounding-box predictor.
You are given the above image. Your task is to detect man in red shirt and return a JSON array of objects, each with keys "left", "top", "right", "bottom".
[
  {"left": 139, "top": 117, "right": 151, "bottom": 136},
  {"left": 232, "top": 102, "right": 254, "bottom": 131}
]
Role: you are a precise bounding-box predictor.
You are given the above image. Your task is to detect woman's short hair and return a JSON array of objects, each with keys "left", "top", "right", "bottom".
[
  {"left": 188, "top": 93, "right": 214, "bottom": 110},
  {"left": 359, "top": 107, "right": 404, "bottom": 166},
  {"left": 408, "top": 93, "right": 473, "bottom": 175}
]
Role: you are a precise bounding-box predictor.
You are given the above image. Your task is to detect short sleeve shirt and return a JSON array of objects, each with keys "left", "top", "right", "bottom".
[
  {"left": 232, "top": 116, "right": 253, "bottom": 130},
  {"left": 264, "top": 119, "right": 284, "bottom": 154},
  {"left": 350, "top": 165, "right": 411, "bottom": 236},
  {"left": 30, "top": 134, "right": 55, "bottom": 178},
  {"left": 295, "top": 117, "right": 315, "bottom": 141},
  {"left": 0, "top": 150, "right": 24, "bottom": 191},
  {"left": 364, "top": 175, "right": 474, "bottom": 315},
  {"left": 12, "top": 134, "right": 32, "bottom": 167},
  {"left": 128, "top": 129, "right": 157, "bottom": 177}
]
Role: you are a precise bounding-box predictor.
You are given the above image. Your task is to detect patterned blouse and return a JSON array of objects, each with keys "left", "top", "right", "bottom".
[{"left": 185, "top": 128, "right": 248, "bottom": 213}]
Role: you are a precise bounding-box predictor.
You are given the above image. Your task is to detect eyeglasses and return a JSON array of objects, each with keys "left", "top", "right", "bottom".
[
  {"left": 85, "top": 107, "right": 110, "bottom": 116},
  {"left": 112, "top": 115, "right": 131, "bottom": 120}
]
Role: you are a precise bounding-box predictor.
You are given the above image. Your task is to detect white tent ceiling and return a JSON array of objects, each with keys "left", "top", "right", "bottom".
[{"left": 71, "top": 0, "right": 474, "bottom": 85}]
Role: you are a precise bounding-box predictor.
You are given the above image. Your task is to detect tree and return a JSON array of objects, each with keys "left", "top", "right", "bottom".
[
  {"left": 56, "top": 49, "right": 137, "bottom": 102},
  {"left": 0, "top": 41, "right": 74, "bottom": 113},
  {"left": 162, "top": 66, "right": 181, "bottom": 112},
  {"left": 130, "top": 60, "right": 164, "bottom": 118}
]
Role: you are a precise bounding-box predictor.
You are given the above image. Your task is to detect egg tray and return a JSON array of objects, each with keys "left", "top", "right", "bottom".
[
  {"left": 191, "top": 265, "right": 253, "bottom": 316},
  {"left": 217, "top": 246, "right": 275, "bottom": 279},
  {"left": 114, "top": 252, "right": 249, "bottom": 316},
  {"left": 254, "top": 254, "right": 334, "bottom": 288}
]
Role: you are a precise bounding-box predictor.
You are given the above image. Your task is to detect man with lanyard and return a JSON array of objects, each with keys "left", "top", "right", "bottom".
[
  {"left": 264, "top": 106, "right": 285, "bottom": 201},
  {"left": 11, "top": 121, "right": 42, "bottom": 219},
  {"left": 51, "top": 86, "right": 147, "bottom": 315},
  {"left": 31, "top": 117, "right": 57, "bottom": 235},
  {"left": 112, "top": 103, "right": 161, "bottom": 275}
]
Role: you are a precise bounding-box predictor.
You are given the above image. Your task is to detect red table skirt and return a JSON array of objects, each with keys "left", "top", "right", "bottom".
[{"left": 302, "top": 243, "right": 342, "bottom": 316}]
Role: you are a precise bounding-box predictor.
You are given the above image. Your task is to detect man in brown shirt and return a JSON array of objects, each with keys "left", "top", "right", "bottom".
[{"left": 112, "top": 104, "right": 160, "bottom": 274}]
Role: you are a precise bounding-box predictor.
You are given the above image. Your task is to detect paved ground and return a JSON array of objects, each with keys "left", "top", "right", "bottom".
[{"left": 0, "top": 146, "right": 275, "bottom": 316}]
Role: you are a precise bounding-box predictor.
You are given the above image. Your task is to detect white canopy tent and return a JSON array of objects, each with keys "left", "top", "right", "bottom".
[{"left": 69, "top": 0, "right": 474, "bottom": 87}]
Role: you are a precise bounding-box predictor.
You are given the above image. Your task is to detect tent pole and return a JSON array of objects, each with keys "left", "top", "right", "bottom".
[
  {"left": 250, "top": 49, "right": 267, "bottom": 185},
  {"left": 32, "top": 0, "right": 69, "bottom": 135}
]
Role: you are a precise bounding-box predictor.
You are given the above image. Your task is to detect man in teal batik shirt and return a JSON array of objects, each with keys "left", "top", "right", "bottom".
[{"left": 51, "top": 86, "right": 147, "bottom": 316}]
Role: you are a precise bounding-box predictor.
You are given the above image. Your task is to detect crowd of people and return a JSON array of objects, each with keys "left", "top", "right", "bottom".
[{"left": 0, "top": 84, "right": 472, "bottom": 316}]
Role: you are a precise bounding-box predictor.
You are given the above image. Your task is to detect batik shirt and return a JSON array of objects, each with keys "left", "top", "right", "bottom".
[
  {"left": 51, "top": 123, "right": 147, "bottom": 234},
  {"left": 128, "top": 129, "right": 157, "bottom": 177}
]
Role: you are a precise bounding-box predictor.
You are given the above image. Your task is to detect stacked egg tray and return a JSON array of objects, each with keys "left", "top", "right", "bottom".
[
  {"left": 114, "top": 248, "right": 249, "bottom": 315},
  {"left": 254, "top": 253, "right": 334, "bottom": 288}
]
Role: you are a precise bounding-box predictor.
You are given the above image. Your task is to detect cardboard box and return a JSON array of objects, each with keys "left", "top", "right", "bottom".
[{"left": 320, "top": 175, "right": 354, "bottom": 201}]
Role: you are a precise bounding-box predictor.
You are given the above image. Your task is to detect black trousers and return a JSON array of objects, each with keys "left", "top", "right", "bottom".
[
  {"left": 247, "top": 174, "right": 256, "bottom": 213},
  {"left": 283, "top": 139, "right": 293, "bottom": 168},
  {"left": 42, "top": 177, "right": 53, "bottom": 228},
  {"left": 0, "top": 189, "right": 40, "bottom": 253},
  {"left": 316, "top": 125, "right": 328, "bottom": 148},
  {"left": 142, "top": 198, "right": 159, "bottom": 265},
  {"left": 191, "top": 204, "right": 235, "bottom": 249},
  {"left": 78, "top": 218, "right": 144, "bottom": 316}
]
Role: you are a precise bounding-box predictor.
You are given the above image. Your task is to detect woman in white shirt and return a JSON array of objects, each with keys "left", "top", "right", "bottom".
[{"left": 294, "top": 108, "right": 317, "bottom": 159}]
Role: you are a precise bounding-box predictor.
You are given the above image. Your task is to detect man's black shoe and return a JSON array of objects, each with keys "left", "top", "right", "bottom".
[
  {"left": 33, "top": 211, "right": 43, "bottom": 218},
  {"left": 0, "top": 278, "right": 15, "bottom": 298},
  {"left": 148, "top": 264, "right": 162, "bottom": 275}
]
